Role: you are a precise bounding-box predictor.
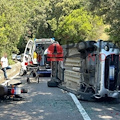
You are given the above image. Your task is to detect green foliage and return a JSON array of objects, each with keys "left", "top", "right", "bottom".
[
  {"left": 0, "top": 0, "right": 106, "bottom": 60},
  {"left": 55, "top": 8, "right": 103, "bottom": 44},
  {"left": 48, "top": 0, "right": 82, "bottom": 31},
  {"left": 8, "top": 59, "right": 15, "bottom": 65},
  {"left": 88, "top": 0, "right": 120, "bottom": 42},
  {"left": 0, "top": 0, "right": 30, "bottom": 58}
]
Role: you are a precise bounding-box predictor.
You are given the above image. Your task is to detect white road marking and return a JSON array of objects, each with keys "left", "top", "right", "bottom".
[
  {"left": 1, "top": 73, "right": 19, "bottom": 86},
  {"left": 69, "top": 93, "right": 91, "bottom": 120}
]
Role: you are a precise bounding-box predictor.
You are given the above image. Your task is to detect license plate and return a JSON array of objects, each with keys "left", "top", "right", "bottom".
[{"left": 14, "top": 87, "right": 21, "bottom": 95}]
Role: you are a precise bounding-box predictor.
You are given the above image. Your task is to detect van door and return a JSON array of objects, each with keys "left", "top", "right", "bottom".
[{"left": 23, "top": 40, "right": 34, "bottom": 66}]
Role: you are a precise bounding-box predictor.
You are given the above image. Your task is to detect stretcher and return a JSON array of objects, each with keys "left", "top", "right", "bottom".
[{"left": 26, "top": 64, "right": 51, "bottom": 83}]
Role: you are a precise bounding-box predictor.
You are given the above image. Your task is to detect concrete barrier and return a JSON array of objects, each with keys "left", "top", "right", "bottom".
[{"left": 0, "top": 62, "right": 21, "bottom": 84}]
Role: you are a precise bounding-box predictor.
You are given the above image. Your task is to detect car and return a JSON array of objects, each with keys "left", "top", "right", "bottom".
[
  {"left": 16, "top": 55, "right": 21, "bottom": 61},
  {"left": 12, "top": 54, "right": 17, "bottom": 60}
]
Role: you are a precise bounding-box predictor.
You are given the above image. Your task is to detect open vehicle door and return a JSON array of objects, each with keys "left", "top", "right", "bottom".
[{"left": 20, "top": 40, "right": 34, "bottom": 75}]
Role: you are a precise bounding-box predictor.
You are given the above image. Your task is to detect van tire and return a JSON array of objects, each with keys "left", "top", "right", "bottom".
[
  {"left": 47, "top": 81, "right": 58, "bottom": 87},
  {"left": 78, "top": 41, "right": 95, "bottom": 52}
]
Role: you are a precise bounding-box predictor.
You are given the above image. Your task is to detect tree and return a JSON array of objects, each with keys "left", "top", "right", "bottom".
[
  {"left": 87, "top": 0, "right": 120, "bottom": 42},
  {"left": 55, "top": 8, "right": 103, "bottom": 44},
  {"left": 0, "top": 0, "right": 31, "bottom": 57},
  {"left": 0, "top": 0, "right": 106, "bottom": 59},
  {"left": 48, "top": 0, "right": 82, "bottom": 31}
]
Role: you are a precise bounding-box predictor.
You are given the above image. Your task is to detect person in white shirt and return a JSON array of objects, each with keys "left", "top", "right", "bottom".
[{"left": 0, "top": 53, "right": 11, "bottom": 80}]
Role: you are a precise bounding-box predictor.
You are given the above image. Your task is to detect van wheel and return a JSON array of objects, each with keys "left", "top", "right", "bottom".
[
  {"left": 47, "top": 81, "right": 58, "bottom": 87},
  {"left": 78, "top": 41, "right": 95, "bottom": 52}
]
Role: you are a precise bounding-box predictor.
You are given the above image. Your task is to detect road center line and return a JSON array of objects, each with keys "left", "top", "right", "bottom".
[{"left": 69, "top": 93, "right": 91, "bottom": 120}]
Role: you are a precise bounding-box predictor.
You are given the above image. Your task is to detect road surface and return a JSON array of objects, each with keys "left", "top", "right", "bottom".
[{"left": 0, "top": 75, "right": 120, "bottom": 120}]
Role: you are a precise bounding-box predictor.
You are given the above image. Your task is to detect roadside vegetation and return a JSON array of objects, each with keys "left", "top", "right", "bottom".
[{"left": 0, "top": 0, "right": 119, "bottom": 63}]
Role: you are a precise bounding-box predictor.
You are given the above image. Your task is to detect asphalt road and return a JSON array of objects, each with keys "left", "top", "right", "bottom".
[
  {"left": 0, "top": 75, "right": 83, "bottom": 120},
  {"left": 0, "top": 75, "right": 120, "bottom": 120}
]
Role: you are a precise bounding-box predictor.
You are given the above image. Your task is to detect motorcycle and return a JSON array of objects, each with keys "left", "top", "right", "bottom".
[{"left": 0, "top": 82, "right": 27, "bottom": 101}]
